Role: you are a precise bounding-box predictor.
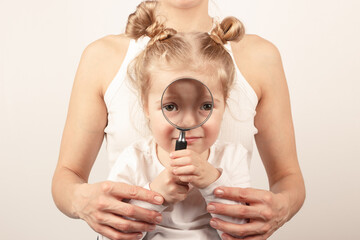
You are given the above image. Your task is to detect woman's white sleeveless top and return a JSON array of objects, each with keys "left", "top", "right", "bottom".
[{"left": 104, "top": 36, "right": 258, "bottom": 169}]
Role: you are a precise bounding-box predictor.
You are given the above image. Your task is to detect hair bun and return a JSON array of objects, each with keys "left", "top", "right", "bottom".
[
  {"left": 145, "top": 21, "right": 164, "bottom": 38},
  {"left": 125, "top": 1, "right": 158, "bottom": 40},
  {"left": 147, "top": 28, "right": 177, "bottom": 46},
  {"left": 210, "top": 17, "right": 245, "bottom": 45},
  {"left": 126, "top": 1, "right": 177, "bottom": 44}
]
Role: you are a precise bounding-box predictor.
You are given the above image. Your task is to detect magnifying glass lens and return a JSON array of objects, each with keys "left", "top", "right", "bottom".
[{"left": 161, "top": 78, "right": 213, "bottom": 130}]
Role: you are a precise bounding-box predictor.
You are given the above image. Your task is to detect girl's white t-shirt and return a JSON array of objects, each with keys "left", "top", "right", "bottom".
[
  {"left": 100, "top": 138, "right": 250, "bottom": 240},
  {"left": 103, "top": 36, "right": 258, "bottom": 169}
]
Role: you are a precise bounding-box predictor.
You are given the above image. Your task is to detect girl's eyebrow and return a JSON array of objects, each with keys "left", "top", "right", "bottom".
[
  {"left": 157, "top": 96, "right": 180, "bottom": 103},
  {"left": 155, "top": 97, "right": 222, "bottom": 105}
]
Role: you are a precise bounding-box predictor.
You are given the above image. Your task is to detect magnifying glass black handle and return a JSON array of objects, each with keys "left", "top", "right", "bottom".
[
  {"left": 175, "top": 140, "right": 187, "bottom": 150},
  {"left": 175, "top": 131, "right": 187, "bottom": 150}
]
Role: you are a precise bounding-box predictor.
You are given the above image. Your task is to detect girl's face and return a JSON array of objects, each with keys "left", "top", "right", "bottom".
[{"left": 145, "top": 69, "right": 226, "bottom": 155}]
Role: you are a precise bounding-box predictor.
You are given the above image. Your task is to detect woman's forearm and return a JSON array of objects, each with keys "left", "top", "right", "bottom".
[
  {"left": 270, "top": 171, "right": 306, "bottom": 221},
  {"left": 52, "top": 166, "right": 86, "bottom": 219}
]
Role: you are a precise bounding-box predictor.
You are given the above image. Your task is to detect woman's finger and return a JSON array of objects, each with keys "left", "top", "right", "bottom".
[
  {"left": 210, "top": 218, "right": 269, "bottom": 237},
  {"left": 101, "top": 199, "right": 163, "bottom": 224},
  {"left": 97, "top": 212, "right": 156, "bottom": 233},
  {"left": 103, "top": 182, "right": 164, "bottom": 205},
  {"left": 213, "top": 187, "right": 272, "bottom": 204},
  {"left": 207, "top": 203, "right": 265, "bottom": 220},
  {"left": 222, "top": 232, "right": 268, "bottom": 240},
  {"left": 94, "top": 222, "right": 143, "bottom": 240}
]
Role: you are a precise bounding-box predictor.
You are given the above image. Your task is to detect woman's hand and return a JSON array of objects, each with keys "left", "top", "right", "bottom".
[
  {"left": 150, "top": 168, "right": 190, "bottom": 204},
  {"left": 207, "top": 187, "right": 290, "bottom": 240},
  {"left": 74, "top": 181, "right": 164, "bottom": 240},
  {"left": 170, "top": 149, "right": 221, "bottom": 189}
]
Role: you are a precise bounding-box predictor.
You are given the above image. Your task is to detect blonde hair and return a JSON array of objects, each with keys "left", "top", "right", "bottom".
[{"left": 126, "top": 1, "right": 245, "bottom": 106}]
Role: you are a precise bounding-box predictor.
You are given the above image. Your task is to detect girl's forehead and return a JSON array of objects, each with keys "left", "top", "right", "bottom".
[{"left": 149, "top": 70, "right": 222, "bottom": 93}]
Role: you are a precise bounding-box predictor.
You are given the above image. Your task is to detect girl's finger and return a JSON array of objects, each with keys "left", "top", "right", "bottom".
[
  {"left": 176, "top": 184, "right": 190, "bottom": 194},
  {"left": 178, "top": 175, "right": 194, "bottom": 183},
  {"left": 172, "top": 165, "right": 197, "bottom": 175},
  {"left": 169, "top": 180, "right": 190, "bottom": 193},
  {"left": 210, "top": 218, "right": 268, "bottom": 238},
  {"left": 207, "top": 202, "right": 265, "bottom": 220},
  {"left": 101, "top": 198, "right": 163, "bottom": 224},
  {"left": 174, "top": 179, "right": 190, "bottom": 186},
  {"left": 169, "top": 149, "right": 192, "bottom": 159},
  {"left": 170, "top": 156, "right": 191, "bottom": 167},
  {"left": 213, "top": 187, "right": 272, "bottom": 204}
]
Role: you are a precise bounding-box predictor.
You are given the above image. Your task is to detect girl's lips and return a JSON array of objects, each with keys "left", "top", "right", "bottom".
[
  {"left": 171, "top": 136, "right": 202, "bottom": 144},
  {"left": 185, "top": 137, "right": 201, "bottom": 144}
]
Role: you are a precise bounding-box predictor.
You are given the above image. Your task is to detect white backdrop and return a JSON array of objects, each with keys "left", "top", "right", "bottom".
[{"left": 1, "top": 0, "right": 360, "bottom": 239}]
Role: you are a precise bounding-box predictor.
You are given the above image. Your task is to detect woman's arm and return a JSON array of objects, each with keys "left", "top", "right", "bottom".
[
  {"left": 52, "top": 35, "right": 164, "bottom": 240},
  {"left": 207, "top": 35, "right": 305, "bottom": 239},
  {"left": 250, "top": 34, "right": 305, "bottom": 220}
]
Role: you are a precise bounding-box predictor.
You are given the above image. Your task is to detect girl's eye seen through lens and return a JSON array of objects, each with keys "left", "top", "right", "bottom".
[
  {"left": 200, "top": 103, "right": 213, "bottom": 111},
  {"left": 163, "top": 103, "right": 178, "bottom": 112}
]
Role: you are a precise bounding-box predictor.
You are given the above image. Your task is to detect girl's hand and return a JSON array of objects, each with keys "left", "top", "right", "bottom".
[
  {"left": 207, "top": 187, "right": 290, "bottom": 240},
  {"left": 74, "top": 181, "right": 164, "bottom": 240},
  {"left": 150, "top": 168, "right": 190, "bottom": 204},
  {"left": 169, "top": 149, "right": 221, "bottom": 189}
]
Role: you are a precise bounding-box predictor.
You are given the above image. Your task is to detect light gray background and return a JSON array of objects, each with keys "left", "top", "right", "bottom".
[{"left": 1, "top": 0, "right": 360, "bottom": 239}]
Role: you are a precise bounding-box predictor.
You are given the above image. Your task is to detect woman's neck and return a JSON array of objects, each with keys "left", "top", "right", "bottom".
[{"left": 156, "top": 1, "right": 213, "bottom": 32}]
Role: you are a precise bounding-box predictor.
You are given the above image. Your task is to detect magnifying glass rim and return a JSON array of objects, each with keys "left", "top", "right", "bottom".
[{"left": 160, "top": 77, "right": 214, "bottom": 131}]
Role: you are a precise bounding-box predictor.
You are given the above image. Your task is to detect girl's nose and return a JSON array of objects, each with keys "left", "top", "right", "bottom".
[{"left": 179, "top": 108, "right": 201, "bottom": 128}]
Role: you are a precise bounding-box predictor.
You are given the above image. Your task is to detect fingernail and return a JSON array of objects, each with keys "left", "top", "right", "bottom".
[
  {"left": 149, "top": 225, "right": 156, "bottom": 231},
  {"left": 207, "top": 205, "right": 216, "bottom": 212},
  {"left": 210, "top": 220, "right": 218, "bottom": 228},
  {"left": 169, "top": 152, "right": 174, "bottom": 158},
  {"left": 214, "top": 189, "right": 224, "bottom": 196},
  {"left": 137, "top": 234, "right": 143, "bottom": 239},
  {"left": 155, "top": 216, "right": 162, "bottom": 224},
  {"left": 154, "top": 196, "right": 163, "bottom": 204},
  {"left": 172, "top": 168, "right": 177, "bottom": 174},
  {"left": 222, "top": 235, "right": 229, "bottom": 240}
]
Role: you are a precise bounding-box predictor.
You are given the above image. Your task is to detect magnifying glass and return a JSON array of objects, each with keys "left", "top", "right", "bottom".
[{"left": 161, "top": 77, "right": 214, "bottom": 151}]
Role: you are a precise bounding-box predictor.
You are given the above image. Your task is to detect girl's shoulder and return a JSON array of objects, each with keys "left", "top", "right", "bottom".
[
  {"left": 209, "top": 142, "right": 250, "bottom": 180},
  {"left": 210, "top": 141, "right": 248, "bottom": 166},
  {"left": 230, "top": 34, "right": 284, "bottom": 101},
  {"left": 110, "top": 138, "right": 153, "bottom": 174},
  {"left": 79, "top": 34, "right": 132, "bottom": 97},
  {"left": 213, "top": 141, "right": 248, "bottom": 155}
]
